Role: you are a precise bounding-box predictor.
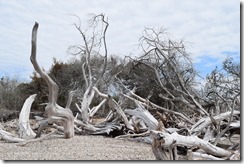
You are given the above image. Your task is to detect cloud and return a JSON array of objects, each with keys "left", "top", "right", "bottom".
[{"left": 0, "top": 0, "right": 240, "bottom": 82}]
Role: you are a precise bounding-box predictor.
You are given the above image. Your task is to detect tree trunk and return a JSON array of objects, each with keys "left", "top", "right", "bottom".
[{"left": 30, "top": 22, "right": 74, "bottom": 138}]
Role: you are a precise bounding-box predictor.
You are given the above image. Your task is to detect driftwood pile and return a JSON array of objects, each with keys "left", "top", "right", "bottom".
[
  {"left": 0, "top": 88, "right": 240, "bottom": 160},
  {"left": 0, "top": 21, "right": 240, "bottom": 160}
]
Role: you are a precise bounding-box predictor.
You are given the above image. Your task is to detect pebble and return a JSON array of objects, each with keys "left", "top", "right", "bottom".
[{"left": 0, "top": 134, "right": 156, "bottom": 160}]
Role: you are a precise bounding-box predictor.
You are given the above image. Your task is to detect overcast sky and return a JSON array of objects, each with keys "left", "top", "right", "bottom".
[{"left": 0, "top": 0, "right": 240, "bottom": 83}]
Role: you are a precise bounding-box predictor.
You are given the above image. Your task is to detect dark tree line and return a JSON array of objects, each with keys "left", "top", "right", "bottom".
[{"left": 0, "top": 51, "right": 239, "bottom": 120}]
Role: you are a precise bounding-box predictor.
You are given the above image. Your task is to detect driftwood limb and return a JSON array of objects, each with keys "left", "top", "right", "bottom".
[
  {"left": 90, "top": 98, "right": 107, "bottom": 117},
  {"left": 156, "top": 44, "right": 208, "bottom": 116},
  {"left": 151, "top": 130, "right": 232, "bottom": 158},
  {"left": 125, "top": 107, "right": 158, "bottom": 130},
  {"left": 65, "top": 90, "right": 76, "bottom": 109},
  {"left": 17, "top": 130, "right": 58, "bottom": 146},
  {"left": 107, "top": 96, "right": 134, "bottom": 131},
  {"left": 0, "top": 129, "right": 25, "bottom": 143},
  {"left": 1, "top": 94, "right": 37, "bottom": 142},
  {"left": 213, "top": 97, "right": 238, "bottom": 145},
  {"left": 202, "top": 126, "right": 216, "bottom": 142},
  {"left": 151, "top": 121, "right": 170, "bottom": 160},
  {"left": 79, "top": 89, "right": 95, "bottom": 123},
  {"left": 187, "top": 150, "right": 225, "bottom": 160},
  {"left": 74, "top": 118, "right": 122, "bottom": 135},
  {"left": 18, "top": 94, "right": 37, "bottom": 139},
  {"left": 229, "top": 150, "right": 240, "bottom": 160},
  {"left": 123, "top": 92, "right": 194, "bottom": 125},
  {"left": 30, "top": 22, "right": 74, "bottom": 138},
  {"left": 115, "top": 130, "right": 150, "bottom": 138},
  {"left": 190, "top": 110, "right": 240, "bottom": 135}
]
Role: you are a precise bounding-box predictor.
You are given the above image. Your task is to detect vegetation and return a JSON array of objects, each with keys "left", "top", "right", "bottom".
[{"left": 0, "top": 14, "right": 240, "bottom": 160}]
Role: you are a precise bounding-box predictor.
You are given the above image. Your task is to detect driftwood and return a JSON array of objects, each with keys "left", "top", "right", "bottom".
[
  {"left": 73, "top": 14, "right": 109, "bottom": 124},
  {"left": 190, "top": 110, "right": 240, "bottom": 135},
  {"left": 0, "top": 94, "right": 37, "bottom": 142},
  {"left": 107, "top": 96, "right": 134, "bottom": 131},
  {"left": 115, "top": 87, "right": 240, "bottom": 160},
  {"left": 17, "top": 130, "right": 58, "bottom": 146},
  {"left": 187, "top": 150, "right": 225, "bottom": 160},
  {"left": 0, "top": 94, "right": 57, "bottom": 145},
  {"left": 123, "top": 91, "right": 194, "bottom": 125},
  {"left": 30, "top": 22, "right": 74, "bottom": 139},
  {"left": 0, "top": 129, "right": 25, "bottom": 143},
  {"left": 18, "top": 94, "right": 37, "bottom": 139},
  {"left": 0, "top": 19, "right": 240, "bottom": 161},
  {"left": 151, "top": 129, "right": 233, "bottom": 160},
  {"left": 74, "top": 87, "right": 133, "bottom": 134},
  {"left": 125, "top": 107, "right": 158, "bottom": 130}
]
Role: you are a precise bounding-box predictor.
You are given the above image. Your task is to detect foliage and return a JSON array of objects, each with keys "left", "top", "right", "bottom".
[{"left": 0, "top": 77, "right": 23, "bottom": 111}]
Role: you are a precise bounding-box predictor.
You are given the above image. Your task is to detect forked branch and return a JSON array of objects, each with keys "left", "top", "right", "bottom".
[{"left": 30, "top": 22, "right": 74, "bottom": 138}]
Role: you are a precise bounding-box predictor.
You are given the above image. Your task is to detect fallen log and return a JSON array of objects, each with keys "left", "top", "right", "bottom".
[{"left": 150, "top": 130, "right": 233, "bottom": 158}]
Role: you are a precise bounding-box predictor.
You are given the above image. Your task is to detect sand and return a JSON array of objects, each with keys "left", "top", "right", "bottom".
[{"left": 0, "top": 134, "right": 156, "bottom": 160}]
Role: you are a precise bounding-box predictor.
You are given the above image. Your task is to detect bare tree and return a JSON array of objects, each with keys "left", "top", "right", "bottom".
[
  {"left": 114, "top": 27, "right": 240, "bottom": 160},
  {"left": 66, "top": 14, "right": 134, "bottom": 133},
  {"left": 68, "top": 14, "right": 109, "bottom": 124}
]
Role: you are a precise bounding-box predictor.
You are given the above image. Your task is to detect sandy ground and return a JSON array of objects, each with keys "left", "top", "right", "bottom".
[{"left": 0, "top": 134, "right": 156, "bottom": 160}]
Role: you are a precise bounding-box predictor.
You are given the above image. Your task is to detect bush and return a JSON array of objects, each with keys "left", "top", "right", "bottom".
[{"left": 0, "top": 77, "right": 23, "bottom": 111}]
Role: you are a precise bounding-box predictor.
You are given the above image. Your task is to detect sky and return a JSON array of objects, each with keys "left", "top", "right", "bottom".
[{"left": 0, "top": 0, "right": 240, "bottom": 84}]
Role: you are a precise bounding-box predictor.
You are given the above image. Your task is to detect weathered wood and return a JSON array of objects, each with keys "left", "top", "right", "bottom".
[
  {"left": 190, "top": 110, "right": 240, "bottom": 135},
  {"left": 187, "top": 150, "right": 225, "bottom": 160},
  {"left": 202, "top": 126, "right": 216, "bottom": 142},
  {"left": 1, "top": 94, "right": 39, "bottom": 142},
  {"left": 125, "top": 107, "right": 158, "bottom": 130},
  {"left": 229, "top": 150, "right": 240, "bottom": 160},
  {"left": 79, "top": 89, "right": 95, "bottom": 124},
  {"left": 151, "top": 121, "right": 171, "bottom": 160},
  {"left": 0, "top": 129, "right": 25, "bottom": 143},
  {"left": 74, "top": 14, "right": 109, "bottom": 125},
  {"left": 151, "top": 130, "right": 232, "bottom": 157},
  {"left": 18, "top": 130, "right": 58, "bottom": 146},
  {"left": 30, "top": 22, "right": 74, "bottom": 138},
  {"left": 18, "top": 94, "right": 37, "bottom": 139},
  {"left": 123, "top": 92, "right": 194, "bottom": 125},
  {"left": 115, "top": 130, "right": 150, "bottom": 140},
  {"left": 90, "top": 98, "right": 107, "bottom": 117},
  {"left": 74, "top": 118, "right": 122, "bottom": 135},
  {"left": 107, "top": 96, "right": 134, "bottom": 131}
]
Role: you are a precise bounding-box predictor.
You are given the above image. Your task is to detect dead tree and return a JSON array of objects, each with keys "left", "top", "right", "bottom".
[
  {"left": 138, "top": 28, "right": 208, "bottom": 117},
  {"left": 113, "top": 27, "right": 240, "bottom": 160},
  {"left": 69, "top": 14, "right": 109, "bottom": 124},
  {"left": 66, "top": 14, "right": 133, "bottom": 134},
  {"left": 30, "top": 22, "right": 74, "bottom": 138}
]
